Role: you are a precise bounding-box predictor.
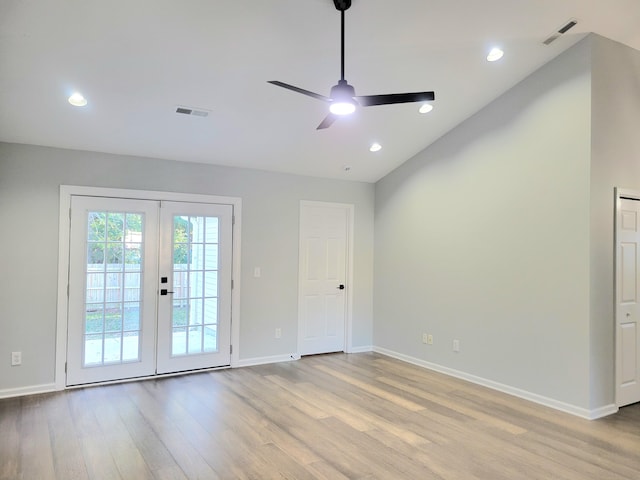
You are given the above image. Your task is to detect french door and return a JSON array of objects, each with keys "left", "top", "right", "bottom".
[
  {"left": 156, "top": 201, "right": 232, "bottom": 374},
  {"left": 66, "top": 196, "right": 232, "bottom": 385}
]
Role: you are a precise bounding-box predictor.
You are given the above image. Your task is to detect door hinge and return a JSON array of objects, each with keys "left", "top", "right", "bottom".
[
  {"left": 69, "top": 208, "right": 72, "bottom": 220},
  {"left": 231, "top": 279, "right": 234, "bottom": 290},
  {"left": 230, "top": 345, "right": 233, "bottom": 354},
  {"left": 65, "top": 362, "right": 67, "bottom": 373},
  {"left": 232, "top": 215, "right": 235, "bottom": 225},
  {"left": 67, "top": 284, "right": 70, "bottom": 297}
]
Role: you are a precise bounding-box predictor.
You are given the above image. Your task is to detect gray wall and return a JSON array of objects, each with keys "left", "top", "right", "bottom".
[
  {"left": 374, "top": 39, "right": 594, "bottom": 408},
  {"left": 0, "top": 143, "right": 374, "bottom": 391},
  {"left": 590, "top": 35, "right": 640, "bottom": 408}
]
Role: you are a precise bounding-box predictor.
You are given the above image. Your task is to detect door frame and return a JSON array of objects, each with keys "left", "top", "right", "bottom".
[
  {"left": 615, "top": 187, "right": 640, "bottom": 406},
  {"left": 297, "top": 200, "right": 355, "bottom": 355},
  {"left": 55, "top": 185, "right": 242, "bottom": 390}
]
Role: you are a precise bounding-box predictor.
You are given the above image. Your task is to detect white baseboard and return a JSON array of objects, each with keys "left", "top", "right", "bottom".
[
  {"left": 233, "top": 347, "right": 374, "bottom": 366},
  {"left": 588, "top": 403, "right": 619, "bottom": 420},
  {"left": 0, "top": 383, "right": 57, "bottom": 399},
  {"left": 234, "top": 353, "right": 300, "bottom": 368},
  {"left": 372, "top": 346, "right": 618, "bottom": 421},
  {"left": 348, "top": 345, "right": 373, "bottom": 354}
]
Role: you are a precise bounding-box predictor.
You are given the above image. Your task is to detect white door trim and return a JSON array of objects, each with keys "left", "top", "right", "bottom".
[
  {"left": 297, "top": 200, "right": 355, "bottom": 355},
  {"left": 55, "top": 185, "right": 242, "bottom": 390},
  {"left": 615, "top": 187, "right": 640, "bottom": 406}
]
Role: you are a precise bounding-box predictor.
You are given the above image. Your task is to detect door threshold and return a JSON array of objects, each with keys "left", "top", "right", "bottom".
[
  {"left": 300, "top": 351, "right": 345, "bottom": 358},
  {"left": 65, "top": 364, "right": 231, "bottom": 390}
]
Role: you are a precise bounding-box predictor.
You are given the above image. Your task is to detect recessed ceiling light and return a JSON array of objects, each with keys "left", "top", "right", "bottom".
[
  {"left": 419, "top": 103, "right": 434, "bottom": 114},
  {"left": 369, "top": 143, "right": 382, "bottom": 152},
  {"left": 68, "top": 92, "right": 87, "bottom": 107},
  {"left": 487, "top": 47, "right": 504, "bottom": 62}
]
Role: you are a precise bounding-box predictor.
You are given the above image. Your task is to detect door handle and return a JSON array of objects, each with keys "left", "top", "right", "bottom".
[
  {"left": 337, "top": 284, "right": 345, "bottom": 290},
  {"left": 160, "top": 289, "right": 174, "bottom": 296}
]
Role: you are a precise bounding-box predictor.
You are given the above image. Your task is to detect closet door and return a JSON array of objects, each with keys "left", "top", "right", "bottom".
[{"left": 617, "top": 197, "right": 640, "bottom": 406}]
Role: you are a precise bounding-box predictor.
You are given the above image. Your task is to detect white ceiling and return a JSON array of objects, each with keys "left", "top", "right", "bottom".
[{"left": 1, "top": 0, "right": 639, "bottom": 183}]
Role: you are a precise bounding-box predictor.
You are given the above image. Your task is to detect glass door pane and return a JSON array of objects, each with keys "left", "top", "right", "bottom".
[
  {"left": 171, "top": 215, "right": 219, "bottom": 356},
  {"left": 84, "top": 211, "right": 143, "bottom": 366}
]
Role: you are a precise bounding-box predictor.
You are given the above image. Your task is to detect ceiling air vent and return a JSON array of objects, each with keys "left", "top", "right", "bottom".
[
  {"left": 543, "top": 19, "right": 578, "bottom": 45},
  {"left": 175, "top": 106, "right": 210, "bottom": 117}
]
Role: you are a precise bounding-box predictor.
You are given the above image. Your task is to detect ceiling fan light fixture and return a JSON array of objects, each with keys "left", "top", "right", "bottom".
[
  {"left": 329, "top": 81, "right": 357, "bottom": 115},
  {"left": 330, "top": 101, "right": 356, "bottom": 115}
]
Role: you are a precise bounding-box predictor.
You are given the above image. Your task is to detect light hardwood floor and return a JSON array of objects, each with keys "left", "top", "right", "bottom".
[{"left": 1, "top": 352, "right": 639, "bottom": 479}]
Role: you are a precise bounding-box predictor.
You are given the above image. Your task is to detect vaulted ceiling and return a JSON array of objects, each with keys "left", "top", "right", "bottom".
[{"left": 1, "top": 0, "right": 639, "bottom": 182}]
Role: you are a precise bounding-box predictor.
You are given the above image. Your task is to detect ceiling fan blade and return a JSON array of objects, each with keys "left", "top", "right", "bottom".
[
  {"left": 317, "top": 113, "right": 338, "bottom": 130},
  {"left": 355, "top": 91, "right": 435, "bottom": 107},
  {"left": 268, "top": 81, "right": 331, "bottom": 102}
]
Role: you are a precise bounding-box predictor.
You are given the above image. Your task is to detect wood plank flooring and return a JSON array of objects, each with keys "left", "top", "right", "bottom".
[{"left": 1, "top": 352, "right": 639, "bottom": 479}]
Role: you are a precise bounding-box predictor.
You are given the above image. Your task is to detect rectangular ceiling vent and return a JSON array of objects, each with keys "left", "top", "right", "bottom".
[
  {"left": 175, "top": 106, "right": 210, "bottom": 117},
  {"left": 543, "top": 19, "right": 578, "bottom": 45}
]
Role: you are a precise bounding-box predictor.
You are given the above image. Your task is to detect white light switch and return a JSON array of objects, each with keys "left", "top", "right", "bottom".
[
  {"left": 11, "top": 351, "right": 21, "bottom": 366},
  {"left": 254, "top": 267, "right": 261, "bottom": 278}
]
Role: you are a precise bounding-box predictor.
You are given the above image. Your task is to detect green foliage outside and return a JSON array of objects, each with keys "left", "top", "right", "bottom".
[
  {"left": 86, "top": 212, "right": 191, "bottom": 264},
  {"left": 173, "top": 216, "right": 190, "bottom": 264}
]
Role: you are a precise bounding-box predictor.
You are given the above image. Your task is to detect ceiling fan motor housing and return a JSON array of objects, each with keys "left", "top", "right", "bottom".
[
  {"left": 330, "top": 80, "right": 356, "bottom": 102},
  {"left": 333, "top": 0, "right": 351, "bottom": 11}
]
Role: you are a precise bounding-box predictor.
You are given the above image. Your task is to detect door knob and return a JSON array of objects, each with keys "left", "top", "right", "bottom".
[
  {"left": 160, "top": 289, "right": 174, "bottom": 296},
  {"left": 337, "top": 284, "right": 345, "bottom": 290}
]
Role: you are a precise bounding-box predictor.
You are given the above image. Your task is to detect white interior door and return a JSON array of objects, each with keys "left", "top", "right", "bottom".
[
  {"left": 67, "top": 196, "right": 159, "bottom": 385},
  {"left": 298, "top": 202, "right": 350, "bottom": 355},
  {"left": 66, "top": 196, "right": 233, "bottom": 385},
  {"left": 156, "top": 201, "right": 233, "bottom": 373},
  {"left": 617, "top": 197, "right": 640, "bottom": 406}
]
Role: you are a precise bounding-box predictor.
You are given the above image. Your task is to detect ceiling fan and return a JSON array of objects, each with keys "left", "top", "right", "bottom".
[{"left": 268, "top": 0, "right": 435, "bottom": 130}]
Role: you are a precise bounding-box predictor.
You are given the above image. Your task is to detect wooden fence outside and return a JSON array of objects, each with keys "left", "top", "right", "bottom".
[{"left": 85, "top": 265, "right": 190, "bottom": 303}]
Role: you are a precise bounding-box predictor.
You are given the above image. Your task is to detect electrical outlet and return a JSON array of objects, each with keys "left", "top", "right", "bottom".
[
  {"left": 11, "top": 351, "right": 21, "bottom": 366},
  {"left": 422, "top": 333, "right": 428, "bottom": 344},
  {"left": 427, "top": 334, "right": 433, "bottom": 345},
  {"left": 275, "top": 328, "right": 282, "bottom": 339},
  {"left": 453, "top": 339, "right": 460, "bottom": 352}
]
